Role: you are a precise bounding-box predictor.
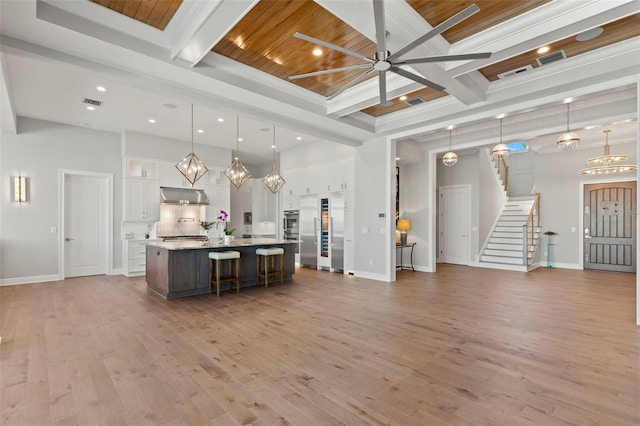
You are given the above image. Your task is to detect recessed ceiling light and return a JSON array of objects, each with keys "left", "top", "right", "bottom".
[
  {"left": 271, "top": 144, "right": 276, "bottom": 149},
  {"left": 163, "top": 103, "right": 177, "bottom": 109},
  {"left": 217, "top": 118, "right": 224, "bottom": 123},
  {"left": 399, "top": 96, "right": 407, "bottom": 101},
  {"left": 148, "top": 119, "right": 156, "bottom": 124},
  {"left": 584, "top": 125, "right": 600, "bottom": 130},
  {"left": 96, "top": 86, "right": 106, "bottom": 92},
  {"left": 197, "top": 129, "right": 204, "bottom": 134},
  {"left": 395, "top": 157, "right": 400, "bottom": 161},
  {"left": 537, "top": 46, "right": 550, "bottom": 54},
  {"left": 296, "top": 136, "right": 302, "bottom": 141},
  {"left": 563, "top": 97, "right": 574, "bottom": 104},
  {"left": 238, "top": 138, "right": 243, "bottom": 142},
  {"left": 86, "top": 106, "right": 95, "bottom": 111},
  {"left": 576, "top": 27, "right": 603, "bottom": 42},
  {"left": 496, "top": 113, "right": 505, "bottom": 119},
  {"left": 313, "top": 48, "right": 322, "bottom": 56}
]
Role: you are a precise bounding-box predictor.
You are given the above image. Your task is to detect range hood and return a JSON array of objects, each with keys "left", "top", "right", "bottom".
[{"left": 160, "top": 186, "right": 209, "bottom": 205}]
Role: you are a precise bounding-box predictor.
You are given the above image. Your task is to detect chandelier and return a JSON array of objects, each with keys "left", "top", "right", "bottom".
[
  {"left": 224, "top": 116, "right": 251, "bottom": 190},
  {"left": 557, "top": 102, "right": 580, "bottom": 151},
  {"left": 175, "top": 104, "right": 208, "bottom": 186},
  {"left": 262, "top": 126, "right": 286, "bottom": 194},
  {"left": 579, "top": 130, "right": 637, "bottom": 175},
  {"left": 442, "top": 128, "right": 458, "bottom": 167},
  {"left": 491, "top": 117, "right": 509, "bottom": 159}
]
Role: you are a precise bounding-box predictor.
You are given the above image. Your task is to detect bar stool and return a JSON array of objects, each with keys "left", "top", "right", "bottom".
[
  {"left": 255, "top": 247, "right": 284, "bottom": 288},
  {"left": 208, "top": 251, "right": 241, "bottom": 298}
]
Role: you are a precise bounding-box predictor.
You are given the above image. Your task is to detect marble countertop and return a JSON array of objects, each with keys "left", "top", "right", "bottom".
[{"left": 145, "top": 238, "right": 297, "bottom": 250}]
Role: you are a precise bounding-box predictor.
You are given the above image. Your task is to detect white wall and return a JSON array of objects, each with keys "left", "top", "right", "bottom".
[
  {"left": 280, "top": 139, "right": 355, "bottom": 170},
  {"left": 1, "top": 117, "right": 122, "bottom": 282},
  {"left": 354, "top": 137, "right": 393, "bottom": 280}
]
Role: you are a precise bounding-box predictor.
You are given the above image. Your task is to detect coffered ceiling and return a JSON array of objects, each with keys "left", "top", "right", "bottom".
[{"left": 0, "top": 0, "right": 639, "bottom": 160}]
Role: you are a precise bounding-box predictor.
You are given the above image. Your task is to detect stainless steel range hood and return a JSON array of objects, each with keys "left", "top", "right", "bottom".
[{"left": 160, "top": 186, "right": 209, "bottom": 205}]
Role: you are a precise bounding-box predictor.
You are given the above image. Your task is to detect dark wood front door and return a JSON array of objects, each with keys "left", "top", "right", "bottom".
[{"left": 584, "top": 181, "right": 636, "bottom": 272}]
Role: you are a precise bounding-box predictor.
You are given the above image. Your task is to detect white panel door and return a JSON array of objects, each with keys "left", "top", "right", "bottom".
[
  {"left": 64, "top": 174, "right": 107, "bottom": 277},
  {"left": 439, "top": 186, "right": 469, "bottom": 265}
]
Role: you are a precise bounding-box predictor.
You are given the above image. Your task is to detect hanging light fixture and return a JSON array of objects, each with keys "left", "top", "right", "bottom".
[
  {"left": 175, "top": 104, "right": 208, "bottom": 186},
  {"left": 224, "top": 116, "right": 251, "bottom": 190},
  {"left": 491, "top": 117, "right": 510, "bottom": 159},
  {"left": 557, "top": 102, "right": 580, "bottom": 151},
  {"left": 579, "top": 130, "right": 637, "bottom": 175},
  {"left": 262, "top": 126, "right": 286, "bottom": 194},
  {"left": 442, "top": 127, "right": 458, "bottom": 167}
]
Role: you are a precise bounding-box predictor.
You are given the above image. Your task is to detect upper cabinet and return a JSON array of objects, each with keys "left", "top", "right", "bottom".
[
  {"left": 284, "top": 158, "right": 354, "bottom": 200},
  {"left": 125, "top": 158, "right": 159, "bottom": 179},
  {"left": 204, "top": 166, "right": 231, "bottom": 222},
  {"left": 124, "top": 178, "right": 160, "bottom": 222}
]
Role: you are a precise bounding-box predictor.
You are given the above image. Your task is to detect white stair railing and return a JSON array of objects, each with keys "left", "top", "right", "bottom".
[{"left": 521, "top": 192, "right": 540, "bottom": 266}]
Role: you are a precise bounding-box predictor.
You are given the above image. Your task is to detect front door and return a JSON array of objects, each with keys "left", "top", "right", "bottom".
[
  {"left": 64, "top": 174, "right": 108, "bottom": 277},
  {"left": 439, "top": 185, "right": 469, "bottom": 265},
  {"left": 584, "top": 181, "right": 636, "bottom": 272}
]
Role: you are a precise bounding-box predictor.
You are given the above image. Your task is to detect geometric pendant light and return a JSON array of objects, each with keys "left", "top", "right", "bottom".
[
  {"left": 557, "top": 102, "right": 580, "bottom": 151},
  {"left": 224, "top": 116, "right": 251, "bottom": 190},
  {"left": 175, "top": 104, "right": 208, "bottom": 187},
  {"left": 491, "top": 117, "right": 510, "bottom": 159},
  {"left": 262, "top": 126, "right": 286, "bottom": 194},
  {"left": 579, "top": 129, "right": 637, "bottom": 175},
  {"left": 442, "top": 128, "right": 458, "bottom": 167}
]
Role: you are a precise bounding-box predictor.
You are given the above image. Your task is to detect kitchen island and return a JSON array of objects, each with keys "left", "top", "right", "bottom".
[{"left": 145, "top": 238, "right": 296, "bottom": 299}]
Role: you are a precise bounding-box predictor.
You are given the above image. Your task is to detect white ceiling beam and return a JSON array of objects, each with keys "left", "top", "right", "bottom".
[
  {"left": 0, "top": 52, "right": 17, "bottom": 134},
  {"left": 168, "top": 0, "right": 258, "bottom": 67},
  {"left": 448, "top": 0, "right": 640, "bottom": 76}
]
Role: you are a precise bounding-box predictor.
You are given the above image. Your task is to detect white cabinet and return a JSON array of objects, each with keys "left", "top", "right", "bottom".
[
  {"left": 205, "top": 184, "right": 231, "bottom": 221},
  {"left": 160, "top": 161, "right": 204, "bottom": 189},
  {"left": 124, "top": 178, "right": 160, "bottom": 222},
  {"left": 326, "top": 158, "right": 354, "bottom": 192},
  {"left": 125, "top": 158, "right": 159, "bottom": 179},
  {"left": 123, "top": 239, "right": 158, "bottom": 277},
  {"left": 281, "top": 168, "right": 301, "bottom": 210}
]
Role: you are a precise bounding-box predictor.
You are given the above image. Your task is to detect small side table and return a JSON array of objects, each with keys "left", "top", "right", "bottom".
[{"left": 396, "top": 243, "right": 416, "bottom": 272}]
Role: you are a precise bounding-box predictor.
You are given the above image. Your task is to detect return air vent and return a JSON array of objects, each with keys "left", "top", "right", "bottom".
[
  {"left": 83, "top": 98, "right": 103, "bottom": 107},
  {"left": 406, "top": 97, "right": 425, "bottom": 107},
  {"left": 497, "top": 64, "right": 533, "bottom": 80},
  {"left": 536, "top": 50, "right": 566, "bottom": 66}
]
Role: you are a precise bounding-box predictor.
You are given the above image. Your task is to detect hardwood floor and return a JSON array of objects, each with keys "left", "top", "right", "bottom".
[{"left": 1, "top": 265, "right": 638, "bottom": 425}]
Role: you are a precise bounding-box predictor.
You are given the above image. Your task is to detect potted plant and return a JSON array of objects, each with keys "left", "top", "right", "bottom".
[{"left": 223, "top": 226, "right": 236, "bottom": 244}]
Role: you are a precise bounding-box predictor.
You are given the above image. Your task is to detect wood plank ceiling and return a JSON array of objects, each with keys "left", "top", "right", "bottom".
[{"left": 91, "top": 0, "right": 640, "bottom": 118}]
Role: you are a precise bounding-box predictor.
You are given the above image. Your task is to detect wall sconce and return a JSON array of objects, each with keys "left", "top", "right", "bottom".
[{"left": 11, "top": 175, "right": 29, "bottom": 203}]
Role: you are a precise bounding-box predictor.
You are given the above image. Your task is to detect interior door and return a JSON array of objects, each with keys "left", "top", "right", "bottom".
[
  {"left": 584, "top": 181, "right": 636, "bottom": 272},
  {"left": 64, "top": 174, "right": 107, "bottom": 277},
  {"left": 439, "top": 185, "right": 469, "bottom": 265}
]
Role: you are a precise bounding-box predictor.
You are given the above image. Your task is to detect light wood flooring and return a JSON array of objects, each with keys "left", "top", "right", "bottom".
[{"left": 1, "top": 265, "right": 639, "bottom": 425}]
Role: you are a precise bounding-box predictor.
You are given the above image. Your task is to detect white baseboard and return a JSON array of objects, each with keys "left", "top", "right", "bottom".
[
  {"left": 0, "top": 274, "right": 61, "bottom": 286},
  {"left": 354, "top": 270, "right": 391, "bottom": 282},
  {"left": 110, "top": 268, "right": 124, "bottom": 276},
  {"left": 541, "top": 262, "right": 581, "bottom": 270}
]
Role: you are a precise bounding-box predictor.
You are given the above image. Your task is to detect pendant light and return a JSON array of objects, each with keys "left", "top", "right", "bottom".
[
  {"left": 557, "top": 102, "right": 580, "bottom": 151},
  {"left": 491, "top": 117, "right": 509, "bottom": 159},
  {"left": 224, "top": 116, "right": 251, "bottom": 190},
  {"left": 579, "top": 130, "right": 637, "bottom": 175},
  {"left": 442, "top": 128, "right": 458, "bottom": 167},
  {"left": 175, "top": 104, "right": 208, "bottom": 187},
  {"left": 262, "top": 126, "right": 286, "bottom": 194}
]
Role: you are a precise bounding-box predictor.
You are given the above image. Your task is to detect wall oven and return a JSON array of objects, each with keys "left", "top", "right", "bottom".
[{"left": 283, "top": 210, "right": 299, "bottom": 253}]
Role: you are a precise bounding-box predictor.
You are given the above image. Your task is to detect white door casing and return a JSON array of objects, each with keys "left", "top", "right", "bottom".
[
  {"left": 59, "top": 170, "right": 113, "bottom": 278},
  {"left": 439, "top": 185, "right": 470, "bottom": 265}
]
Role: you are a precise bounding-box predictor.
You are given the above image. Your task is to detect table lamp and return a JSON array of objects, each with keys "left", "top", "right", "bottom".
[{"left": 397, "top": 219, "right": 411, "bottom": 245}]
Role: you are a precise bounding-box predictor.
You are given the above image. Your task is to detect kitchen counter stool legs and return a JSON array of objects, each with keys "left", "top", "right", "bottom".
[
  {"left": 208, "top": 251, "right": 241, "bottom": 298},
  {"left": 256, "top": 247, "right": 284, "bottom": 288}
]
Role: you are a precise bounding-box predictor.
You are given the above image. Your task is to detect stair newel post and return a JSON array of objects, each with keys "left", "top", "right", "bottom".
[{"left": 522, "top": 224, "right": 528, "bottom": 266}]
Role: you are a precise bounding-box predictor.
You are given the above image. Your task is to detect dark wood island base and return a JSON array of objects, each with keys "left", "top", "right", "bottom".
[{"left": 145, "top": 239, "right": 296, "bottom": 299}]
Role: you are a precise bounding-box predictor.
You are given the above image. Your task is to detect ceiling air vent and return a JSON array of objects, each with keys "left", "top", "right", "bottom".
[
  {"left": 83, "top": 98, "right": 103, "bottom": 107},
  {"left": 497, "top": 64, "right": 533, "bottom": 80},
  {"left": 406, "top": 97, "right": 425, "bottom": 107},
  {"left": 536, "top": 50, "right": 566, "bottom": 66}
]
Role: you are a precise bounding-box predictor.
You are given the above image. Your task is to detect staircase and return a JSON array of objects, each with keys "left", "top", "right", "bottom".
[{"left": 479, "top": 196, "right": 541, "bottom": 271}]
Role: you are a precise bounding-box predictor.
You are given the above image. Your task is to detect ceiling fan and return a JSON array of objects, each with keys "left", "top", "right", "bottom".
[{"left": 288, "top": 0, "right": 492, "bottom": 106}]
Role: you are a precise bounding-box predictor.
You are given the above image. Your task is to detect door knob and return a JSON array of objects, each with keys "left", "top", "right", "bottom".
[{"left": 65, "top": 237, "right": 74, "bottom": 241}]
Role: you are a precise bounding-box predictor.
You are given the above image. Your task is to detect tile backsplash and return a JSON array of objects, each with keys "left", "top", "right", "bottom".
[{"left": 157, "top": 205, "right": 206, "bottom": 236}]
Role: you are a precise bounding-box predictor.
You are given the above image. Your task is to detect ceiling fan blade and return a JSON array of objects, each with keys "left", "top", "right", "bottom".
[
  {"left": 388, "top": 4, "right": 481, "bottom": 61},
  {"left": 294, "top": 32, "right": 374, "bottom": 63},
  {"left": 372, "top": 0, "right": 386, "bottom": 53},
  {"left": 390, "top": 66, "right": 445, "bottom": 91},
  {"left": 396, "top": 52, "right": 492, "bottom": 65},
  {"left": 288, "top": 64, "right": 372, "bottom": 80},
  {"left": 328, "top": 68, "right": 376, "bottom": 100},
  {"left": 378, "top": 70, "right": 392, "bottom": 106}
]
